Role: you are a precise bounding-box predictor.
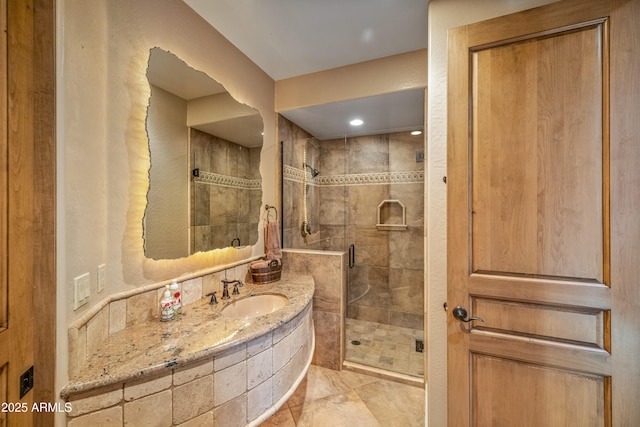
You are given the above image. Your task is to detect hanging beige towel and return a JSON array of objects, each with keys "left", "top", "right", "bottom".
[{"left": 265, "top": 221, "right": 282, "bottom": 262}]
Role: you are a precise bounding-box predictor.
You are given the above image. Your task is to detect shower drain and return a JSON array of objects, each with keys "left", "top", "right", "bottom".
[{"left": 351, "top": 340, "right": 361, "bottom": 346}]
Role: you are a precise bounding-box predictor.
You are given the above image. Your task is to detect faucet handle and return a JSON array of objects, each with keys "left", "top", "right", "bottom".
[
  {"left": 205, "top": 292, "right": 218, "bottom": 305},
  {"left": 232, "top": 283, "right": 240, "bottom": 295},
  {"left": 238, "top": 280, "right": 244, "bottom": 287}
]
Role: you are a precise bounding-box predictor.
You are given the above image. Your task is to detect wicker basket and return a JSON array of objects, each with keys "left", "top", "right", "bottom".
[{"left": 250, "top": 259, "right": 282, "bottom": 284}]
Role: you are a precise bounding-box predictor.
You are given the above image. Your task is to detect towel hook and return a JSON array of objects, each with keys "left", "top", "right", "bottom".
[{"left": 265, "top": 204, "right": 278, "bottom": 222}]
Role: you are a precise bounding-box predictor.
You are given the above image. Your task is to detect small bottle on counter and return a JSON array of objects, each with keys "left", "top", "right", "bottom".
[
  {"left": 169, "top": 279, "right": 182, "bottom": 314},
  {"left": 160, "top": 285, "right": 175, "bottom": 321}
]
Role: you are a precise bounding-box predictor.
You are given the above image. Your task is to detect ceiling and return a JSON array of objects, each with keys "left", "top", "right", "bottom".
[
  {"left": 183, "top": 0, "right": 428, "bottom": 140},
  {"left": 281, "top": 89, "right": 425, "bottom": 140}
]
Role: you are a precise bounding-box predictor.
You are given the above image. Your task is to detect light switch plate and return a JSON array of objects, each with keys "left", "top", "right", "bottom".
[{"left": 74, "top": 272, "right": 90, "bottom": 310}]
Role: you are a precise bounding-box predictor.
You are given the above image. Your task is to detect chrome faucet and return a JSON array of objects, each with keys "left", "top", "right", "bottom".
[{"left": 221, "top": 279, "right": 243, "bottom": 299}]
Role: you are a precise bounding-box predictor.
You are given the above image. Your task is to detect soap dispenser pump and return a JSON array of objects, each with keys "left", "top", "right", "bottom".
[{"left": 160, "top": 285, "right": 175, "bottom": 322}]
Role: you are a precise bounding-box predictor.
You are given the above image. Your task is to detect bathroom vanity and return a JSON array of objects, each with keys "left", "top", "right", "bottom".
[{"left": 61, "top": 274, "right": 314, "bottom": 426}]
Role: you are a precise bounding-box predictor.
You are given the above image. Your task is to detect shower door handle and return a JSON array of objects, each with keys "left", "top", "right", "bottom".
[{"left": 349, "top": 244, "right": 355, "bottom": 268}]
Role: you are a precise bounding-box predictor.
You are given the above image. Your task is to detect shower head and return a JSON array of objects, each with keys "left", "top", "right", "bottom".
[{"left": 304, "top": 163, "right": 320, "bottom": 178}]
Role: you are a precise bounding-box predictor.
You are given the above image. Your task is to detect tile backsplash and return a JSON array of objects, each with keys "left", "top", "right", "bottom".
[{"left": 68, "top": 261, "right": 253, "bottom": 378}]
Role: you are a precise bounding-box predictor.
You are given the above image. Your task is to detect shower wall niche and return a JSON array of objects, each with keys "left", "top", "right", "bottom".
[{"left": 280, "top": 116, "right": 424, "bottom": 332}]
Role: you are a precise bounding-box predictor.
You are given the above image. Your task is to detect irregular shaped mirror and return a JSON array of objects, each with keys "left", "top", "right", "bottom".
[{"left": 144, "top": 48, "right": 263, "bottom": 259}]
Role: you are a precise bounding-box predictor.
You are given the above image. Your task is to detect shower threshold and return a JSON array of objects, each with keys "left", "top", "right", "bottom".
[{"left": 342, "top": 360, "right": 424, "bottom": 388}]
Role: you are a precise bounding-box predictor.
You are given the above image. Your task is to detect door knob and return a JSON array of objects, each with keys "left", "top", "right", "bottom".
[{"left": 452, "top": 306, "right": 484, "bottom": 323}]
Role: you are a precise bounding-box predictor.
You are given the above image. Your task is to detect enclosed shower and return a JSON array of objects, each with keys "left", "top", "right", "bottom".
[{"left": 281, "top": 119, "right": 425, "bottom": 380}]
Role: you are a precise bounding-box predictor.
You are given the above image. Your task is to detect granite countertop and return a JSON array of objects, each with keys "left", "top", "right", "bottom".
[{"left": 60, "top": 274, "right": 314, "bottom": 399}]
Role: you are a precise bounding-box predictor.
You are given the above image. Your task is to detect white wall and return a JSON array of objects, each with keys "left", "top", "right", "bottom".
[
  {"left": 57, "top": 0, "right": 275, "bottom": 417},
  {"left": 426, "top": 0, "right": 557, "bottom": 425}
]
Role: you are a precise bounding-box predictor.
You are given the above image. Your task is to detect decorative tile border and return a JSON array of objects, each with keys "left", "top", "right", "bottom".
[
  {"left": 283, "top": 165, "right": 307, "bottom": 183},
  {"left": 283, "top": 165, "right": 423, "bottom": 186},
  {"left": 194, "top": 171, "right": 261, "bottom": 189},
  {"left": 318, "top": 170, "right": 424, "bottom": 186}
]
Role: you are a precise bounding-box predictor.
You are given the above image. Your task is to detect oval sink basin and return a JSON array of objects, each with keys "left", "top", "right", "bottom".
[{"left": 222, "top": 294, "right": 289, "bottom": 320}]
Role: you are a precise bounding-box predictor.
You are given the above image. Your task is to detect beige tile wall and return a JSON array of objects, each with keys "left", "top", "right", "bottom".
[
  {"left": 280, "top": 115, "right": 425, "bottom": 331},
  {"left": 282, "top": 249, "right": 347, "bottom": 371}
]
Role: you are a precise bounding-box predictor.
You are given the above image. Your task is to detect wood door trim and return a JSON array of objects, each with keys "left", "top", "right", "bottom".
[
  {"left": 446, "top": 18, "right": 472, "bottom": 427},
  {"left": 32, "top": 0, "right": 56, "bottom": 423},
  {"left": 609, "top": 0, "right": 640, "bottom": 424},
  {"left": 0, "top": 0, "right": 9, "bottom": 336},
  {"left": 462, "top": 0, "right": 610, "bottom": 48}
]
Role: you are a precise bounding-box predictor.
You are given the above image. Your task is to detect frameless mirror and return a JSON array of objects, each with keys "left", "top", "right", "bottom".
[{"left": 144, "top": 48, "right": 263, "bottom": 259}]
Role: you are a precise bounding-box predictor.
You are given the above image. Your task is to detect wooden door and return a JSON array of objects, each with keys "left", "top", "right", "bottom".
[
  {"left": 1, "top": 0, "right": 35, "bottom": 425},
  {"left": 447, "top": 0, "right": 640, "bottom": 425},
  {"left": 1, "top": 0, "right": 54, "bottom": 425}
]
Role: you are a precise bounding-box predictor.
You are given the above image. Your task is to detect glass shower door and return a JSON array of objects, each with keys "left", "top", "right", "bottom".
[{"left": 342, "top": 131, "right": 425, "bottom": 379}]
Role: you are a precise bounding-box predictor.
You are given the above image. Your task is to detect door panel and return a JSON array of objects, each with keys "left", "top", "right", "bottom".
[
  {"left": 447, "top": 0, "right": 639, "bottom": 425},
  {"left": 471, "top": 297, "right": 606, "bottom": 347},
  {"left": 471, "top": 23, "right": 605, "bottom": 281},
  {"left": 472, "top": 354, "right": 606, "bottom": 426}
]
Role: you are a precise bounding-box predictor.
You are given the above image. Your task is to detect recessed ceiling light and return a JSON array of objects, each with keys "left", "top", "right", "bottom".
[
  {"left": 350, "top": 119, "right": 364, "bottom": 126},
  {"left": 411, "top": 130, "right": 422, "bottom": 136}
]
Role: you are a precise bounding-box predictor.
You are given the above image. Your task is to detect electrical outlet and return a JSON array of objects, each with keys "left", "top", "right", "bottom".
[
  {"left": 97, "top": 264, "right": 106, "bottom": 293},
  {"left": 74, "top": 273, "right": 90, "bottom": 310}
]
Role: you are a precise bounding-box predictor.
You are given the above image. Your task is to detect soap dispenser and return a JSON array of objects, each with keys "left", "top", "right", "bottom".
[
  {"left": 160, "top": 285, "right": 175, "bottom": 322},
  {"left": 169, "top": 279, "right": 182, "bottom": 314}
]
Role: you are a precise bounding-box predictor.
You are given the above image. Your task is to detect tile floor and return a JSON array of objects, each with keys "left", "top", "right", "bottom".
[
  {"left": 344, "top": 318, "right": 425, "bottom": 378},
  {"left": 260, "top": 364, "right": 425, "bottom": 427}
]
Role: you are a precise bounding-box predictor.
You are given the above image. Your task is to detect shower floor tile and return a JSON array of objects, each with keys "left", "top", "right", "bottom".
[{"left": 345, "top": 318, "right": 424, "bottom": 378}]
